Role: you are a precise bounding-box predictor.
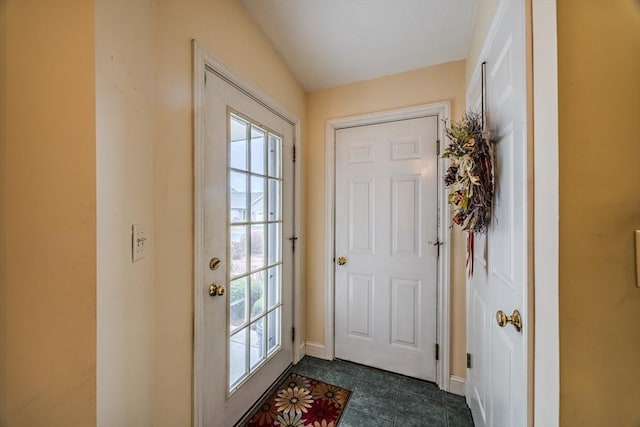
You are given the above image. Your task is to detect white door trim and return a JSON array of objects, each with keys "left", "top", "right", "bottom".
[
  {"left": 192, "top": 40, "right": 304, "bottom": 427},
  {"left": 531, "top": 1, "right": 560, "bottom": 425},
  {"left": 323, "top": 102, "right": 452, "bottom": 391}
]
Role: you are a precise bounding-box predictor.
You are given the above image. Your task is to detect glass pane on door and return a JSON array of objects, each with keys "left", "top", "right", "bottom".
[{"left": 228, "top": 113, "right": 284, "bottom": 392}]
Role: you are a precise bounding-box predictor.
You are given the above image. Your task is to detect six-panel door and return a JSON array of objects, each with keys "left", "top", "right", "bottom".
[{"left": 334, "top": 116, "right": 440, "bottom": 381}]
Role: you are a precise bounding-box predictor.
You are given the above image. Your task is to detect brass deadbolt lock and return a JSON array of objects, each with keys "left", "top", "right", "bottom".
[{"left": 209, "top": 257, "right": 222, "bottom": 270}]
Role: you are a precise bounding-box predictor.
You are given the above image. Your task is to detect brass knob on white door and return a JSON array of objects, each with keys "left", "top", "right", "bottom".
[
  {"left": 209, "top": 283, "right": 225, "bottom": 297},
  {"left": 337, "top": 256, "right": 347, "bottom": 266},
  {"left": 496, "top": 310, "right": 522, "bottom": 332}
]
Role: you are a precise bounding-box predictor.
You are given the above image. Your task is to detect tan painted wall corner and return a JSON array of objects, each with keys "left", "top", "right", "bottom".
[
  {"left": 96, "top": 0, "right": 155, "bottom": 425},
  {"left": 558, "top": 1, "right": 640, "bottom": 425},
  {"left": 0, "top": 1, "right": 97, "bottom": 425}
]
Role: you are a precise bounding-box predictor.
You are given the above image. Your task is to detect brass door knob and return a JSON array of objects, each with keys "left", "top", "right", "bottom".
[
  {"left": 337, "top": 256, "right": 347, "bottom": 266},
  {"left": 209, "top": 283, "right": 225, "bottom": 297},
  {"left": 496, "top": 309, "right": 522, "bottom": 332}
]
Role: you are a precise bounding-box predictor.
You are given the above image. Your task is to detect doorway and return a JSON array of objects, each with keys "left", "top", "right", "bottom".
[
  {"left": 323, "top": 103, "right": 452, "bottom": 390},
  {"left": 334, "top": 116, "right": 439, "bottom": 380},
  {"left": 193, "top": 42, "right": 303, "bottom": 427}
]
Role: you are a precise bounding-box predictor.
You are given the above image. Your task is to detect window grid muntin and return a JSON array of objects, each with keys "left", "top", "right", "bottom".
[{"left": 228, "top": 112, "right": 284, "bottom": 392}]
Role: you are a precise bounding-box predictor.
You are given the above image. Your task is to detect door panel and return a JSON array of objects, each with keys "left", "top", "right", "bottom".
[
  {"left": 470, "top": 287, "right": 489, "bottom": 423},
  {"left": 201, "top": 69, "right": 294, "bottom": 427},
  {"left": 348, "top": 179, "right": 374, "bottom": 253},
  {"left": 390, "top": 278, "right": 419, "bottom": 346},
  {"left": 466, "top": 1, "right": 528, "bottom": 426},
  {"left": 491, "top": 128, "right": 516, "bottom": 286},
  {"left": 347, "top": 274, "right": 373, "bottom": 338},
  {"left": 334, "top": 116, "right": 439, "bottom": 381},
  {"left": 391, "top": 175, "right": 421, "bottom": 255}
]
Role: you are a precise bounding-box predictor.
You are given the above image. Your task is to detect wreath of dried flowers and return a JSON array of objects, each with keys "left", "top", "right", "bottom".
[{"left": 442, "top": 112, "right": 493, "bottom": 276}]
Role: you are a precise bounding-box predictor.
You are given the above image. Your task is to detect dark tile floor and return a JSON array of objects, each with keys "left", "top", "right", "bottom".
[{"left": 280, "top": 356, "right": 475, "bottom": 427}]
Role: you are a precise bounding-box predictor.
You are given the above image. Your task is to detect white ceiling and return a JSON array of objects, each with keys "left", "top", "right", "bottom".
[{"left": 239, "top": 0, "right": 478, "bottom": 92}]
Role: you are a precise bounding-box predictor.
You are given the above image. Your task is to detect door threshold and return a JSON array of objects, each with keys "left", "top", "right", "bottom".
[{"left": 334, "top": 357, "right": 439, "bottom": 388}]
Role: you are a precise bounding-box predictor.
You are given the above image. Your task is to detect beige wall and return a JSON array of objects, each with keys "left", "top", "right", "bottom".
[
  {"left": 305, "top": 61, "right": 468, "bottom": 378},
  {"left": 95, "top": 0, "right": 154, "bottom": 426},
  {"left": 14, "top": 1, "right": 640, "bottom": 425},
  {"left": 557, "top": 1, "right": 640, "bottom": 425},
  {"left": 0, "top": 1, "right": 97, "bottom": 426},
  {"left": 466, "top": 0, "right": 500, "bottom": 84},
  {"left": 153, "top": 1, "right": 306, "bottom": 425}
]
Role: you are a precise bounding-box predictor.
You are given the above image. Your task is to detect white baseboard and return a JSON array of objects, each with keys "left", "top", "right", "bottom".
[
  {"left": 302, "top": 342, "right": 464, "bottom": 396},
  {"left": 449, "top": 375, "right": 466, "bottom": 396},
  {"left": 297, "top": 342, "right": 306, "bottom": 361},
  {"left": 304, "top": 341, "right": 326, "bottom": 359}
]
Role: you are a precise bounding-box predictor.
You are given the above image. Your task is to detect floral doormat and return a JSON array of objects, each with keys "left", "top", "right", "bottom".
[{"left": 245, "top": 373, "right": 351, "bottom": 427}]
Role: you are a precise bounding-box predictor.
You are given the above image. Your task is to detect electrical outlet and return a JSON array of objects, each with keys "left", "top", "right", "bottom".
[{"left": 132, "top": 224, "right": 147, "bottom": 262}]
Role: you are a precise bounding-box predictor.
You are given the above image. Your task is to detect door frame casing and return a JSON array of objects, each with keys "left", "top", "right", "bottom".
[
  {"left": 531, "top": 0, "right": 560, "bottom": 425},
  {"left": 323, "top": 102, "right": 452, "bottom": 391},
  {"left": 192, "top": 40, "right": 304, "bottom": 427}
]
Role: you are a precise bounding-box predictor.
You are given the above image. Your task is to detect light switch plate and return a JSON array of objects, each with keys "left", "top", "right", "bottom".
[{"left": 132, "top": 224, "right": 147, "bottom": 262}]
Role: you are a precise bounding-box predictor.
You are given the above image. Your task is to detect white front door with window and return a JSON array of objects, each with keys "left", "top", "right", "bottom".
[
  {"left": 465, "top": 1, "right": 528, "bottom": 426},
  {"left": 196, "top": 68, "right": 295, "bottom": 427},
  {"left": 334, "top": 116, "right": 439, "bottom": 381}
]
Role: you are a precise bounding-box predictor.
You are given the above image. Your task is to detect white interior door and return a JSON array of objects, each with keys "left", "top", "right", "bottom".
[
  {"left": 199, "top": 69, "right": 294, "bottom": 427},
  {"left": 465, "top": 1, "right": 528, "bottom": 426},
  {"left": 334, "top": 116, "right": 439, "bottom": 381}
]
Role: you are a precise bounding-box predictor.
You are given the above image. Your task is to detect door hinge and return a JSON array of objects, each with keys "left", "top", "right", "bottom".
[
  {"left": 291, "top": 327, "right": 295, "bottom": 342},
  {"left": 288, "top": 236, "right": 298, "bottom": 252},
  {"left": 292, "top": 145, "right": 296, "bottom": 162},
  {"left": 467, "top": 353, "right": 472, "bottom": 369},
  {"left": 436, "top": 139, "right": 440, "bottom": 155},
  {"left": 435, "top": 343, "right": 440, "bottom": 361},
  {"left": 430, "top": 239, "right": 443, "bottom": 257}
]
